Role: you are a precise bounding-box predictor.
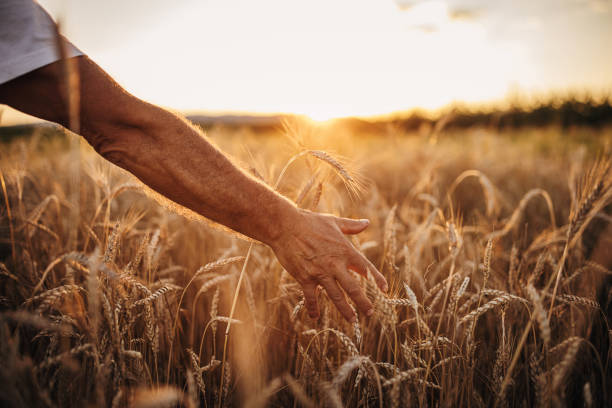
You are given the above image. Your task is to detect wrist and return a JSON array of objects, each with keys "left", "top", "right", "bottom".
[{"left": 264, "top": 199, "right": 303, "bottom": 249}]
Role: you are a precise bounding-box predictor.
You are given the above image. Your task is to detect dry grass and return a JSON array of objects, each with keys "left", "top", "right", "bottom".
[{"left": 0, "top": 123, "right": 611, "bottom": 407}]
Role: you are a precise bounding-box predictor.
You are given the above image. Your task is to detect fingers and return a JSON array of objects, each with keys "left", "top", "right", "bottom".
[
  {"left": 348, "top": 253, "right": 388, "bottom": 293},
  {"left": 334, "top": 217, "right": 370, "bottom": 235},
  {"left": 302, "top": 283, "right": 320, "bottom": 320},
  {"left": 335, "top": 217, "right": 387, "bottom": 290},
  {"left": 335, "top": 269, "right": 374, "bottom": 317},
  {"left": 320, "top": 277, "right": 356, "bottom": 323}
]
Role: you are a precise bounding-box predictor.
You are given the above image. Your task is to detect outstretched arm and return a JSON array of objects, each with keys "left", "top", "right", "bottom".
[{"left": 0, "top": 56, "right": 387, "bottom": 321}]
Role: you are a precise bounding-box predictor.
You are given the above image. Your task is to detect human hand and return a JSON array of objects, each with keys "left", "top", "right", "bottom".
[{"left": 270, "top": 208, "right": 388, "bottom": 322}]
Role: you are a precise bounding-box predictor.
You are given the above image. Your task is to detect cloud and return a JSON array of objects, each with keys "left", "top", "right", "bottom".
[
  {"left": 413, "top": 23, "right": 438, "bottom": 32},
  {"left": 395, "top": 1, "right": 481, "bottom": 20},
  {"left": 394, "top": 0, "right": 415, "bottom": 11},
  {"left": 514, "top": 16, "right": 543, "bottom": 31},
  {"left": 588, "top": 0, "right": 611, "bottom": 13},
  {"left": 396, "top": 1, "right": 482, "bottom": 34},
  {"left": 449, "top": 8, "right": 481, "bottom": 21},
  {"left": 573, "top": 0, "right": 611, "bottom": 13}
]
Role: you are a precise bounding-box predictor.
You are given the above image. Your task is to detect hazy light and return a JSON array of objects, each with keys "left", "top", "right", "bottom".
[{"left": 4, "top": 0, "right": 609, "bottom": 121}]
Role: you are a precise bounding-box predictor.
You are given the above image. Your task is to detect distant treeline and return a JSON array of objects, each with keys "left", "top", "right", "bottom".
[
  {"left": 188, "top": 96, "right": 612, "bottom": 134},
  {"left": 337, "top": 96, "right": 612, "bottom": 135},
  {"left": 2, "top": 96, "right": 612, "bottom": 140}
]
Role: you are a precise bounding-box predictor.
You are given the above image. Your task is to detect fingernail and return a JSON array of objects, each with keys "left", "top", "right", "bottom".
[
  {"left": 350, "top": 315, "right": 357, "bottom": 323},
  {"left": 360, "top": 219, "right": 370, "bottom": 225},
  {"left": 366, "top": 308, "right": 374, "bottom": 317},
  {"left": 383, "top": 283, "right": 389, "bottom": 292}
]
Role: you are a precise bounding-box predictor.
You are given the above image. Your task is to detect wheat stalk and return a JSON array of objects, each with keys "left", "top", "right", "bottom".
[
  {"left": 552, "top": 337, "right": 581, "bottom": 391},
  {"left": 133, "top": 284, "right": 180, "bottom": 307},
  {"left": 459, "top": 295, "right": 520, "bottom": 325},
  {"left": 526, "top": 283, "right": 551, "bottom": 347}
]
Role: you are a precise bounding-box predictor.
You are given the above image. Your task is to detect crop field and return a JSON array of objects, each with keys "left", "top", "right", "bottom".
[{"left": 0, "top": 122, "right": 611, "bottom": 407}]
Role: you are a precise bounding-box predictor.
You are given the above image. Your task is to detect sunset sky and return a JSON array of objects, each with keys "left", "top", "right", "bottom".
[{"left": 4, "top": 0, "right": 612, "bottom": 121}]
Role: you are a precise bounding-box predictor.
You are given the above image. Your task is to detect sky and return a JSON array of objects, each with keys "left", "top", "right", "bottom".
[{"left": 4, "top": 0, "right": 612, "bottom": 121}]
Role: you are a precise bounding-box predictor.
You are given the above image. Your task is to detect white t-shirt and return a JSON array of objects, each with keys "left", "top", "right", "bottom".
[{"left": 0, "top": 0, "right": 82, "bottom": 85}]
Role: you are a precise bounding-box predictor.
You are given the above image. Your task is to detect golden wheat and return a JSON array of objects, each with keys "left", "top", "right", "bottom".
[{"left": 0, "top": 124, "right": 610, "bottom": 407}]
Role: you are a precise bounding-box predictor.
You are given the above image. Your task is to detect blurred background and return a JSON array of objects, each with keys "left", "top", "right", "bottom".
[
  {"left": 2, "top": 0, "right": 612, "bottom": 125},
  {"left": 2, "top": 3, "right": 612, "bottom": 407}
]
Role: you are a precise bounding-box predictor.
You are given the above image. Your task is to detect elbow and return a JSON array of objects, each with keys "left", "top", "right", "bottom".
[
  {"left": 87, "top": 128, "right": 128, "bottom": 168},
  {"left": 81, "top": 99, "right": 158, "bottom": 169},
  {"left": 83, "top": 120, "right": 145, "bottom": 170}
]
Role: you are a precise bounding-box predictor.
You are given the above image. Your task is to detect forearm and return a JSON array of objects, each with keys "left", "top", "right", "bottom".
[
  {"left": 0, "top": 55, "right": 297, "bottom": 246},
  {"left": 1, "top": 56, "right": 386, "bottom": 322},
  {"left": 91, "top": 104, "right": 298, "bottom": 246}
]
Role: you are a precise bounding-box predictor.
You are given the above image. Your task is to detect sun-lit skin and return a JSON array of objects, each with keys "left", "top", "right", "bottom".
[
  {"left": 24, "top": 0, "right": 611, "bottom": 122},
  {"left": 0, "top": 56, "right": 388, "bottom": 322}
]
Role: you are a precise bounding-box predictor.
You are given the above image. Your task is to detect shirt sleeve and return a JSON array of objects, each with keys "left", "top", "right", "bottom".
[{"left": 0, "top": 0, "right": 83, "bottom": 85}]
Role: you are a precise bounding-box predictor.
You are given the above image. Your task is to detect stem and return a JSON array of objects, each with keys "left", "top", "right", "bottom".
[
  {"left": 423, "top": 257, "right": 456, "bottom": 391},
  {"left": 498, "top": 238, "right": 570, "bottom": 405},
  {"left": 167, "top": 263, "right": 214, "bottom": 382},
  {"left": 218, "top": 244, "right": 253, "bottom": 408},
  {"left": 0, "top": 170, "right": 16, "bottom": 265},
  {"left": 274, "top": 151, "right": 308, "bottom": 190},
  {"left": 547, "top": 240, "right": 570, "bottom": 320}
]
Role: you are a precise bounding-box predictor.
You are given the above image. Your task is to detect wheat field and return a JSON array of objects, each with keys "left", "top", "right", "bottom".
[{"left": 0, "top": 122, "right": 611, "bottom": 407}]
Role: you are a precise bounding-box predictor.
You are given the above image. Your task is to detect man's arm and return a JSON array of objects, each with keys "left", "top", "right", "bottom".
[{"left": 0, "top": 56, "right": 387, "bottom": 322}]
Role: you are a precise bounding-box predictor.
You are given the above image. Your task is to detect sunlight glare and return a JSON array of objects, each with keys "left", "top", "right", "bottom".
[{"left": 49, "top": 0, "right": 533, "bottom": 119}]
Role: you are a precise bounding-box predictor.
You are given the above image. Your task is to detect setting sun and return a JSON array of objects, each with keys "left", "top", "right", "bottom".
[
  {"left": 2, "top": 1, "right": 612, "bottom": 406},
  {"left": 27, "top": 0, "right": 611, "bottom": 121}
]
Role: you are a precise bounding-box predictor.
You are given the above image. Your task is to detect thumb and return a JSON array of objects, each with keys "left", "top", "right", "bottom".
[{"left": 335, "top": 217, "right": 370, "bottom": 235}]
